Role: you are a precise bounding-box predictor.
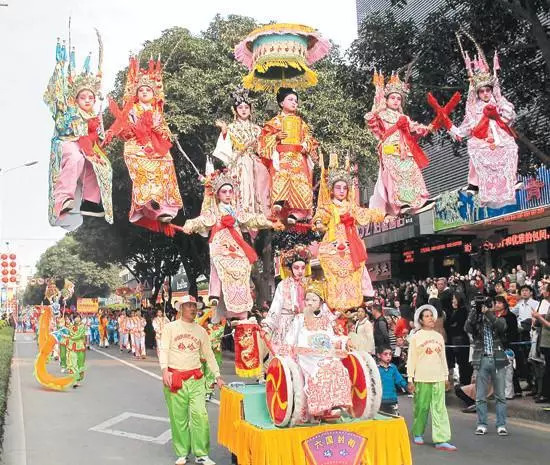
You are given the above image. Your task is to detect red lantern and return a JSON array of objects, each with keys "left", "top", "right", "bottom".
[
  {"left": 1, "top": 277, "right": 8, "bottom": 283},
  {"left": 10, "top": 269, "right": 16, "bottom": 275},
  {"left": 1, "top": 261, "right": 7, "bottom": 268},
  {"left": 1, "top": 270, "right": 7, "bottom": 276},
  {"left": 9, "top": 277, "right": 16, "bottom": 283},
  {"left": 0, "top": 254, "right": 7, "bottom": 260},
  {"left": 9, "top": 261, "right": 16, "bottom": 268},
  {"left": 9, "top": 254, "right": 16, "bottom": 260}
]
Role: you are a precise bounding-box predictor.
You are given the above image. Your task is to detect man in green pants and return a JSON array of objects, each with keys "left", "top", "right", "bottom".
[{"left": 160, "top": 296, "right": 225, "bottom": 465}]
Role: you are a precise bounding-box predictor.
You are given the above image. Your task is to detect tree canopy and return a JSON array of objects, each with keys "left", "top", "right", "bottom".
[{"left": 23, "top": 236, "right": 121, "bottom": 305}]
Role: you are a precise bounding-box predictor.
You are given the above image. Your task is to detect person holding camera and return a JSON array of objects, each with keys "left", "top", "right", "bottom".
[{"left": 465, "top": 296, "right": 509, "bottom": 436}]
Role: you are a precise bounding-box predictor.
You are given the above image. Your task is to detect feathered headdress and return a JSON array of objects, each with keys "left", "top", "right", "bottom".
[
  {"left": 63, "top": 29, "right": 103, "bottom": 100},
  {"left": 456, "top": 30, "right": 499, "bottom": 91},
  {"left": 123, "top": 55, "right": 165, "bottom": 106}
]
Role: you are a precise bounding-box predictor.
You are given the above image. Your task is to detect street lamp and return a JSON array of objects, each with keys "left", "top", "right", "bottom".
[{"left": 0, "top": 160, "right": 39, "bottom": 174}]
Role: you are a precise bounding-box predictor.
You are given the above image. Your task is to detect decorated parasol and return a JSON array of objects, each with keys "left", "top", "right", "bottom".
[{"left": 234, "top": 23, "right": 331, "bottom": 92}]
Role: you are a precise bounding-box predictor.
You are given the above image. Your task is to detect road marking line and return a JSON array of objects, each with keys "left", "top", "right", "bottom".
[
  {"left": 89, "top": 411, "right": 171, "bottom": 444},
  {"left": 90, "top": 347, "right": 221, "bottom": 405}
]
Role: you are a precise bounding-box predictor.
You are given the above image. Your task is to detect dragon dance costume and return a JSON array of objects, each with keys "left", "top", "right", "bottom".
[{"left": 44, "top": 33, "right": 113, "bottom": 231}]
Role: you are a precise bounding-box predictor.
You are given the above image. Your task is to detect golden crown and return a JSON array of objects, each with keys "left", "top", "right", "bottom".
[
  {"left": 123, "top": 55, "right": 165, "bottom": 104},
  {"left": 305, "top": 280, "right": 327, "bottom": 301},
  {"left": 383, "top": 72, "right": 410, "bottom": 98},
  {"left": 326, "top": 152, "right": 354, "bottom": 189},
  {"left": 69, "top": 70, "right": 102, "bottom": 99}
]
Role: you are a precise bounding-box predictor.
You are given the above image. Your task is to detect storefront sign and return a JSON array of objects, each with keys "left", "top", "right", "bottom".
[
  {"left": 464, "top": 228, "right": 549, "bottom": 253},
  {"left": 434, "top": 166, "right": 550, "bottom": 232},
  {"left": 76, "top": 297, "right": 99, "bottom": 314},
  {"left": 359, "top": 216, "right": 413, "bottom": 238},
  {"left": 420, "top": 240, "right": 463, "bottom": 254},
  {"left": 403, "top": 250, "right": 415, "bottom": 264}
]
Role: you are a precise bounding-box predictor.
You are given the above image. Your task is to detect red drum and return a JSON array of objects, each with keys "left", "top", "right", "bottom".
[{"left": 265, "top": 356, "right": 294, "bottom": 427}]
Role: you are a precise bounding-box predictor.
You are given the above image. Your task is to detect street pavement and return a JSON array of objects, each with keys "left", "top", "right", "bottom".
[{"left": 2, "top": 332, "right": 550, "bottom": 465}]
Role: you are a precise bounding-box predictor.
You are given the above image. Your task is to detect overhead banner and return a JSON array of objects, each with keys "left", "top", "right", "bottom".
[{"left": 77, "top": 298, "right": 99, "bottom": 314}]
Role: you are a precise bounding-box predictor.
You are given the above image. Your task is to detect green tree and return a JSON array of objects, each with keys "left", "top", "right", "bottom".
[{"left": 22, "top": 236, "right": 121, "bottom": 305}]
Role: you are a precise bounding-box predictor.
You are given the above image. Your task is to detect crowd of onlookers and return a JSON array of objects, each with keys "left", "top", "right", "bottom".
[{"left": 355, "top": 263, "right": 550, "bottom": 412}]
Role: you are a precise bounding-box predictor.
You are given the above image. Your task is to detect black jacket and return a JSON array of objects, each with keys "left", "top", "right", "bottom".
[
  {"left": 465, "top": 308, "right": 508, "bottom": 369},
  {"left": 373, "top": 316, "right": 390, "bottom": 351}
]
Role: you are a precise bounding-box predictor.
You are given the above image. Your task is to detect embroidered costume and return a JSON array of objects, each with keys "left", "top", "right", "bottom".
[
  {"left": 262, "top": 245, "right": 311, "bottom": 350},
  {"left": 365, "top": 71, "right": 432, "bottom": 216},
  {"left": 284, "top": 281, "right": 352, "bottom": 419},
  {"left": 259, "top": 88, "right": 319, "bottom": 220},
  {"left": 108, "top": 56, "right": 183, "bottom": 230},
  {"left": 44, "top": 34, "right": 113, "bottom": 230},
  {"left": 313, "top": 154, "right": 384, "bottom": 311},
  {"left": 450, "top": 32, "right": 518, "bottom": 208},
  {"left": 212, "top": 88, "right": 270, "bottom": 215},
  {"left": 184, "top": 171, "right": 274, "bottom": 320}
]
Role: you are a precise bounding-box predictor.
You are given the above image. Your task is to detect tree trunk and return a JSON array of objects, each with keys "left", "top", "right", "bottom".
[
  {"left": 150, "top": 275, "right": 163, "bottom": 307},
  {"left": 251, "top": 230, "right": 274, "bottom": 307},
  {"left": 497, "top": 0, "right": 550, "bottom": 77},
  {"left": 516, "top": 130, "right": 550, "bottom": 165}
]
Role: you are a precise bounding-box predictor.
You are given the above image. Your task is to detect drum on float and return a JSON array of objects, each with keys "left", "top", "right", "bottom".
[{"left": 265, "top": 351, "right": 382, "bottom": 427}]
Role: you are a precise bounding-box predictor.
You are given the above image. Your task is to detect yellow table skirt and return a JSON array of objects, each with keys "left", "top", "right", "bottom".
[{"left": 218, "top": 387, "right": 412, "bottom": 465}]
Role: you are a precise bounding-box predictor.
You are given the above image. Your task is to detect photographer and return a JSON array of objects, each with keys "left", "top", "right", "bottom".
[{"left": 465, "top": 295, "right": 509, "bottom": 436}]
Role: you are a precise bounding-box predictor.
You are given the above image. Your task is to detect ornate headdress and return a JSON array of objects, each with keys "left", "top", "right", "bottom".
[
  {"left": 305, "top": 280, "right": 327, "bottom": 301},
  {"left": 280, "top": 244, "right": 311, "bottom": 268},
  {"left": 207, "top": 169, "right": 236, "bottom": 194},
  {"left": 318, "top": 152, "right": 356, "bottom": 210},
  {"left": 371, "top": 59, "right": 417, "bottom": 112},
  {"left": 62, "top": 29, "right": 103, "bottom": 100},
  {"left": 326, "top": 152, "right": 353, "bottom": 189},
  {"left": 44, "top": 279, "right": 61, "bottom": 303},
  {"left": 234, "top": 23, "right": 331, "bottom": 92},
  {"left": 279, "top": 244, "right": 312, "bottom": 279},
  {"left": 456, "top": 30, "right": 499, "bottom": 91},
  {"left": 231, "top": 87, "right": 252, "bottom": 107},
  {"left": 123, "top": 55, "right": 165, "bottom": 105}
]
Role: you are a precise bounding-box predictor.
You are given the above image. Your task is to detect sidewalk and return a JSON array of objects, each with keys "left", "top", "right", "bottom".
[{"left": 445, "top": 390, "right": 550, "bottom": 424}]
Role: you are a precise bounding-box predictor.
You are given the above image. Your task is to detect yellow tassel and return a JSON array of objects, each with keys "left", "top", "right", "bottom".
[{"left": 235, "top": 366, "right": 263, "bottom": 378}]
